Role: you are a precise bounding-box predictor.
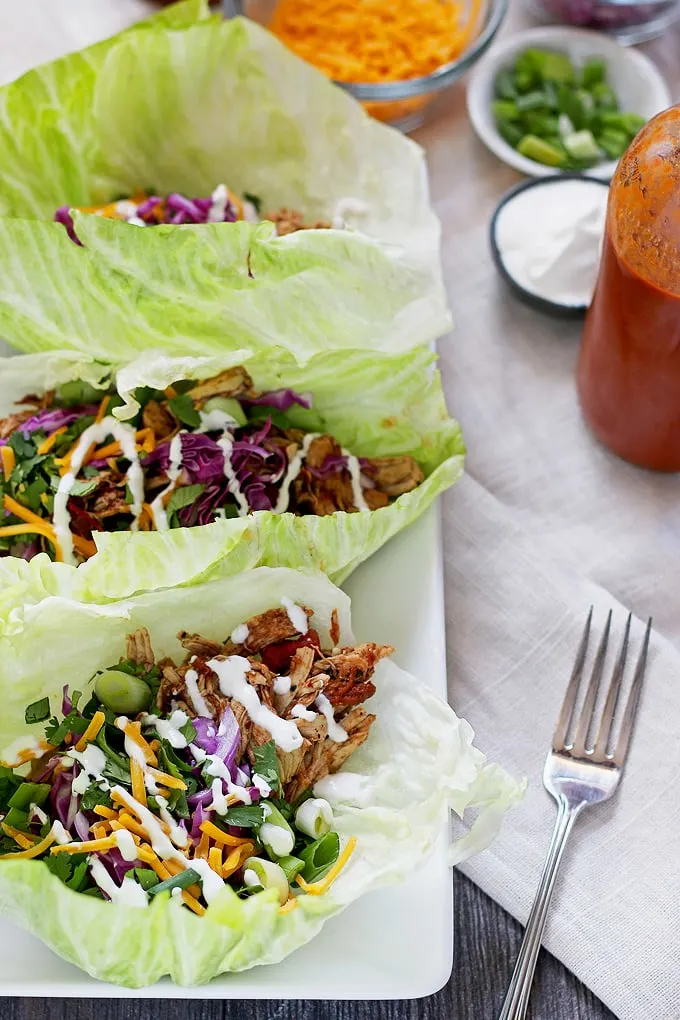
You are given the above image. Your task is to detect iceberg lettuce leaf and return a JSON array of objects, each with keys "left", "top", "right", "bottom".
[{"left": 0, "top": 568, "right": 522, "bottom": 986}]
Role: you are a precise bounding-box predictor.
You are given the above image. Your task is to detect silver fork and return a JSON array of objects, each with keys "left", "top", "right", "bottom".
[{"left": 497, "top": 608, "right": 652, "bottom": 1020}]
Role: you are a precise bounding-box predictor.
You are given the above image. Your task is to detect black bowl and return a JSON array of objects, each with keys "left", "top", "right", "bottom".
[{"left": 489, "top": 173, "right": 610, "bottom": 319}]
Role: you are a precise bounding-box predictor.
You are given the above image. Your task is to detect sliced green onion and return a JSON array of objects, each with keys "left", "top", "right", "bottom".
[
  {"left": 242, "top": 857, "right": 289, "bottom": 905},
  {"left": 8, "top": 783, "right": 51, "bottom": 812},
  {"left": 277, "top": 855, "right": 305, "bottom": 883},
  {"left": 133, "top": 868, "right": 160, "bottom": 891},
  {"left": 299, "top": 831, "right": 340, "bottom": 883},
  {"left": 148, "top": 868, "right": 201, "bottom": 898},
  {"left": 295, "top": 798, "right": 333, "bottom": 840}
]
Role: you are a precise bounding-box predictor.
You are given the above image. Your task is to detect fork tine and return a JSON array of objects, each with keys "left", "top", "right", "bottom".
[
  {"left": 592, "top": 613, "right": 631, "bottom": 761},
  {"left": 552, "top": 607, "right": 592, "bottom": 752},
  {"left": 612, "top": 617, "right": 651, "bottom": 767},
  {"left": 571, "top": 610, "right": 612, "bottom": 757}
]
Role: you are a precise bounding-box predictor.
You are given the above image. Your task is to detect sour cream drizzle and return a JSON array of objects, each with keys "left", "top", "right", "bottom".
[
  {"left": 207, "top": 656, "right": 303, "bottom": 753},
  {"left": 217, "top": 432, "right": 250, "bottom": 516},
  {"left": 89, "top": 856, "right": 148, "bottom": 908},
  {"left": 281, "top": 596, "right": 308, "bottom": 635},
  {"left": 184, "top": 669, "right": 211, "bottom": 718},
  {"left": 341, "top": 447, "right": 370, "bottom": 511},
  {"left": 273, "top": 433, "right": 319, "bottom": 514},
  {"left": 54, "top": 417, "right": 144, "bottom": 565},
  {"left": 315, "top": 693, "right": 347, "bottom": 743},
  {"left": 150, "top": 431, "right": 184, "bottom": 532}
]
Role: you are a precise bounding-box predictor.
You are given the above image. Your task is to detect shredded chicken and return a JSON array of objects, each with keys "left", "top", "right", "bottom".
[
  {"left": 361, "top": 456, "right": 424, "bottom": 496},
  {"left": 143, "top": 400, "right": 177, "bottom": 440},
  {"left": 147, "top": 604, "right": 390, "bottom": 798},
  {"left": 0, "top": 409, "right": 34, "bottom": 440},
  {"left": 266, "top": 208, "right": 331, "bottom": 236},
  {"left": 125, "top": 627, "right": 155, "bottom": 669},
  {"left": 187, "top": 367, "right": 253, "bottom": 403}
]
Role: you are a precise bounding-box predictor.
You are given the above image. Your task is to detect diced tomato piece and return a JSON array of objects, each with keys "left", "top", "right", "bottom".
[{"left": 261, "top": 629, "right": 321, "bottom": 674}]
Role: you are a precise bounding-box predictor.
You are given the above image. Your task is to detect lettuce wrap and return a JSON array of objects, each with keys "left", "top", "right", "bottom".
[
  {"left": 0, "top": 4, "right": 450, "bottom": 362},
  {"left": 0, "top": 346, "right": 464, "bottom": 613},
  {"left": 0, "top": 565, "right": 522, "bottom": 986}
]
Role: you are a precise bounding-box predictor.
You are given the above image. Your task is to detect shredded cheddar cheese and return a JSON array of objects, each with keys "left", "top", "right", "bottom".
[
  {"left": 195, "top": 830, "right": 211, "bottom": 860},
  {"left": 0, "top": 831, "right": 56, "bottom": 860},
  {"left": 95, "top": 395, "right": 110, "bottom": 423},
  {"left": 1, "top": 824, "right": 37, "bottom": 849},
  {"left": 146, "top": 767, "right": 186, "bottom": 791},
  {"left": 278, "top": 896, "right": 298, "bottom": 914},
  {"left": 1, "top": 446, "right": 15, "bottom": 481},
  {"left": 221, "top": 846, "right": 243, "bottom": 879},
  {"left": 119, "top": 723, "right": 157, "bottom": 767},
  {"left": 130, "top": 758, "right": 148, "bottom": 808},
  {"left": 36, "top": 426, "right": 67, "bottom": 455},
  {"left": 93, "top": 804, "right": 117, "bottom": 820},
  {"left": 199, "top": 821, "right": 251, "bottom": 847},
  {"left": 75, "top": 710, "right": 106, "bottom": 752},
  {"left": 270, "top": 0, "right": 481, "bottom": 83},
  {"left": 51, "top": 835, "right": 118, "bottom": 855},
  {"left": 296, "top": 835, "right": 357, "bottom": 895},
  {"left": 91, "top": 822, "right": 110, "bottom": 841},
  {"left": 208, "top": 846, "right": 223, "bottom": 876},
  {"left": 181, "top": 891, "right": 206, "bottom": 916},
  {"left": 0, "top": 496, "right": 63, "bottom": 560}
]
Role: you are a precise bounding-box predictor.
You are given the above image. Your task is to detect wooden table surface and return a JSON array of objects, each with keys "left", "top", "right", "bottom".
[{"left": 1, "top": 2, "right": 679, "bottom": 1018}]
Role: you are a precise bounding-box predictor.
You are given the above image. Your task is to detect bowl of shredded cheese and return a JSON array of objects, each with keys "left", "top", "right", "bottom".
[{"left": 227, "top": 0, "right": 509, "bottom": 131}]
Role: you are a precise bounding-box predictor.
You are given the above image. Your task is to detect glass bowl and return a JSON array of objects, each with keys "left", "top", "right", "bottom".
[
  {"left": 524, "top": 0, "right": 680, "bottom": 44},
  {"left": 225, "top": 0, "right": 509, "bottom": 131}
]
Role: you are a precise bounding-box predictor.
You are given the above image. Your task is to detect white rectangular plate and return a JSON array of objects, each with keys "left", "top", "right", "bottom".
[{"left": 0, "top": 505, "right": 453, "bottom": 999}]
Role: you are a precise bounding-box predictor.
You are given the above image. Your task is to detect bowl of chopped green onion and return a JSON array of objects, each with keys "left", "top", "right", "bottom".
[{"left": 466, "top": 26, "right": 671, "bottom": 178}]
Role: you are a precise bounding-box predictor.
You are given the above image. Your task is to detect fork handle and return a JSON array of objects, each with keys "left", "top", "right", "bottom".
[{"left": 497, "top": 796, "right": 585, "bottom": 1020}]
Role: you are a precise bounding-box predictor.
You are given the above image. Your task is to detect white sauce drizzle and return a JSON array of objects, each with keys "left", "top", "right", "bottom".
[
  {"left": 313, "top": 771, "right": 370, "bottom": 805},
  {"left": 217, "top": 432, "right": 250, "bottom": 516},
  {"left": 1, "top": 735, "right": 43, "bottom": 767},
  {"left": 331, "top": 196, "right": 369, "bottom": 230},
  {"left": 281, "top": 596, "right": 308, "bottom": 635},
  {"left": 273, "top": 676, "right": 291, "bottom": 695},
  {"left": 209, "top": 777, "right": 229, "bottom": 815},
  {"left": 184, "top": 669, "right": 211, "bottom": 718},
  {"left": 252, "top": 773, "right": 272, "bottom": 798},
  {"left": 341, "top": 448, "right": 370, "bottom": 511},
  {"left": 198, "top": 409, "right": 238, "bottom": 432},
  {"left": 291, "top": 704, "right": 317, "bottom": 722},
  {"left": 141, "top": 711, "right": 189, "bottom": 749},
  {"left": 273, "top": 433, "right": 319, "bottom": 514},
  {"left": 315, "top": 693, "right": 348, "bottom": 743},
  {"left": 68, "top": 744, "right": 109, "bottom": 794},
  {"left": 115, "top": 717, "right": 147, "bottom": 767},
  {"left": 54, "top": 417, "right": 143, "bottom": 565},
  {"left": 150, "top": 431, "right": 184, "bottom": 532},
  {"left": 114, "top": 828, "right": 139, "bottom": 862},
  {"left": 207, "top": 656, "right": 303, "bottom": 753},
  {"left": 144, "top": 772, "right": 160, "bottom": 796},
  {"left": 51, "top": 820, "right": 72, "bottom": 845},
  {"left": 189, "top": 743, "right": 207, "bottom": 764},
  {"left": 155, "top": 795, "right": 190, "bottom": 848},
  {"left": 204, "top": 754, "right": 251, "bottom": 805},
  {"left": 89, "top": 857, "right": 148, "bottom": 908},
  {"left": 29, "top": 803, "right": 48, "bottom": 825},
  {"left": 230, "top": 623, "right": 249, "bottom": 645},
  {"left": 260, "top": 822, "right": 294, "bottom": 857}
]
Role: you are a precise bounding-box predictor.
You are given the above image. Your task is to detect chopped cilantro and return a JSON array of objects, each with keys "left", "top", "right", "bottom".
[
  {"left": 251, "top": 741, "right": 282, "bottom": 796},
  {"left": 44, "top": 710, "right": 88, "bottom": 746},
  {"left": 222, "top": 804, "right": 266, "bottom": 829},
  {"left": 65, "top": 856, "right": 91, "bottom": 892},
  {"left": 0, "top": 766, "right": 22, "bottom": 813},
  {"left": 80, "top": 785, "right": 113, "bottom": 812},
  {"left": 168, "top": 393, "right": 200, "bottom": 428},
  {"left": 8, "top": 432, "right": 36, "bottom": 461},
  {"left": 166, "top": 484, "right": 204, "bottom": 515},
  {"left": 179, "top": 719, "right": 197, "bottom": 745},
  {"left": 25, "top": 697, "right": 50, "bottom": 725}
]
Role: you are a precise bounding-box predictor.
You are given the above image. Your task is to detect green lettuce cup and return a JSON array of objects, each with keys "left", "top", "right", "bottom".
[
  {"left": 0, "top": 3, "right": 449, "bottom": 362},
  {"left": 0, "top": 566, "right": 522, "bottom": 987},
  {"left": 0, "top": 345, "right": 464, "bottom": 612}
]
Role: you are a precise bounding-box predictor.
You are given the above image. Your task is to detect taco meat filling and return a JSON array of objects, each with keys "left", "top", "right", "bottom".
[
  {"left": 0, "top": 367, "right": 423, "bottom": 564},
  {"left": 0, "top": 602, "right": 392, "bottom": 913}
]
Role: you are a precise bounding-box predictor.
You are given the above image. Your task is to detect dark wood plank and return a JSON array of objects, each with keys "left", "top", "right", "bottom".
[{"left": 3, "top": 872, "right": 615, "bottom": 1020}]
